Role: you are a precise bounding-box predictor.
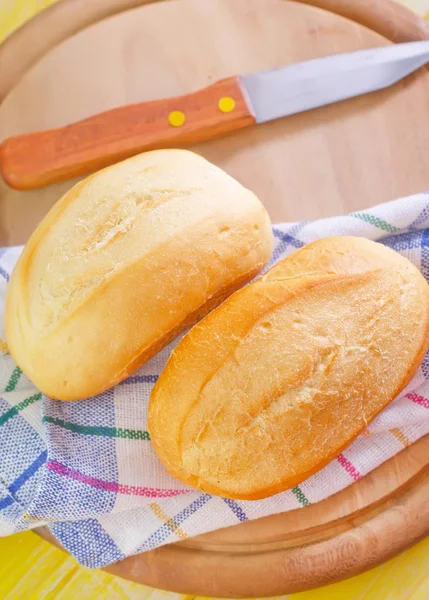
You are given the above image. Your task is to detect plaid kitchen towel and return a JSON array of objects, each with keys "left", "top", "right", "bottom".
[{"left": 1, "top": 193, "right": 429, "bottom": 569}]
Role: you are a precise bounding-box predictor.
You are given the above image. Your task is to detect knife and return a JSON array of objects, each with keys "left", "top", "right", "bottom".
[{"left": 2, "top": 40, "right": 429, "bottom": 190}]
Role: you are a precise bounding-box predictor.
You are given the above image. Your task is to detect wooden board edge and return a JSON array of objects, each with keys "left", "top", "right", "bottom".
[
  {"left": 36, "top": 440, "right": 429, "bottom": 597},
  {"left": 103, "top": 466, "right": 429, "bottom": 597},
  {"left": 296, "top": 0, "right": 429, "bottom": 43},
  {"left": 0, "top": 0, "right": 163, "bottom": 104},
  {"left": 1, "top": 0, "right": 429, "bottom": 104}
]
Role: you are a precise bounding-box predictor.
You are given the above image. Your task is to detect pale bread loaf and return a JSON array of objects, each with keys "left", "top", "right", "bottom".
[{"left": 5, "top": 149, "right": 272, "bottom": 400}]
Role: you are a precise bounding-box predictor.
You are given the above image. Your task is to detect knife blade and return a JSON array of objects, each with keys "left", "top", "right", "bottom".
[
  {"left": 2, "top": 40, "right": 429, "bottom": 190},
  {"left": 242, "top": 40, "right": 429, "bottom": 123}
]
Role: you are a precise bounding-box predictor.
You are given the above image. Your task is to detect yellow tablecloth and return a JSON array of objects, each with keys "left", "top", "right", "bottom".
[{"left": 1, "top": 1, "right": 429, "bottom": 598}]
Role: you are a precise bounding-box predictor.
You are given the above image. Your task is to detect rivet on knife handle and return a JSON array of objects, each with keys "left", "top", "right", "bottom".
[{"left": 0, "top": 76, "right": 256, "bottom": 190}]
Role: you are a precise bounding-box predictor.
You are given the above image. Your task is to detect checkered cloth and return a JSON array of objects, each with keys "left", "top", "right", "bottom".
[{"left": 1, "top": 193, "right": 429, "bottom": 569}]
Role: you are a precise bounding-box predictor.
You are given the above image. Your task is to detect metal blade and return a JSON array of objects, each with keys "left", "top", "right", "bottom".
[{"left": 241, "top": 41, "right": 429, "bottom": 124}]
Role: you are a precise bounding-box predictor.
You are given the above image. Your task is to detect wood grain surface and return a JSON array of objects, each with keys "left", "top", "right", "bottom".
[
  {"left": 3, "top": 0, "right": 429, "bottom": 244},
  {"left": 1, "top": 0, "right": 429, "bottom": 595},
  {"left": 1, "top": 0, "right": 429, "bottom": 104}
]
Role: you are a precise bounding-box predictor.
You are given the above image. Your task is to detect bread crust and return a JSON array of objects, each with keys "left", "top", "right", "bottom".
[
  {"left": 148, "top": 237, "right": 429, "bottom": 500},
  {"left": 5, "top": 149, "right": 273, "bottom": 400}
]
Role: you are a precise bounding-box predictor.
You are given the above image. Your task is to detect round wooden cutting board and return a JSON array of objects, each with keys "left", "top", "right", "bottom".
[{"left": 1, "top": 0, "right": 429, "bottom": 596}]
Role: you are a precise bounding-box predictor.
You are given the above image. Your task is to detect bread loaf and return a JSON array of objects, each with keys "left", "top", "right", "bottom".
[
  {"left": 5, "top": 149, "right": 273, "bottom": 400},
  {"left": 148, "top": 237, "right": 429, "bottom": 500}
]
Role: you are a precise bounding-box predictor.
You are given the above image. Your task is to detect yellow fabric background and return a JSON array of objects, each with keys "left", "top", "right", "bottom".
[{"left": 1, "top": 1, "right": 429, "bottom": 598}]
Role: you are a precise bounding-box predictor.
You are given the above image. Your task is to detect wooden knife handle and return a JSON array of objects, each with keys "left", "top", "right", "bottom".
[{"left": 0, "top": 75, "right": 255, "bottom": 190}]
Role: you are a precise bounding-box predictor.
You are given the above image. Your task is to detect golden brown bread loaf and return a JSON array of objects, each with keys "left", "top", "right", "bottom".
[
  {"left": 5, "top": 149, "right": 273, "bottom": 400},
  {"left": 148, "top": 237, "right": 429, "bottom": 500}
]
